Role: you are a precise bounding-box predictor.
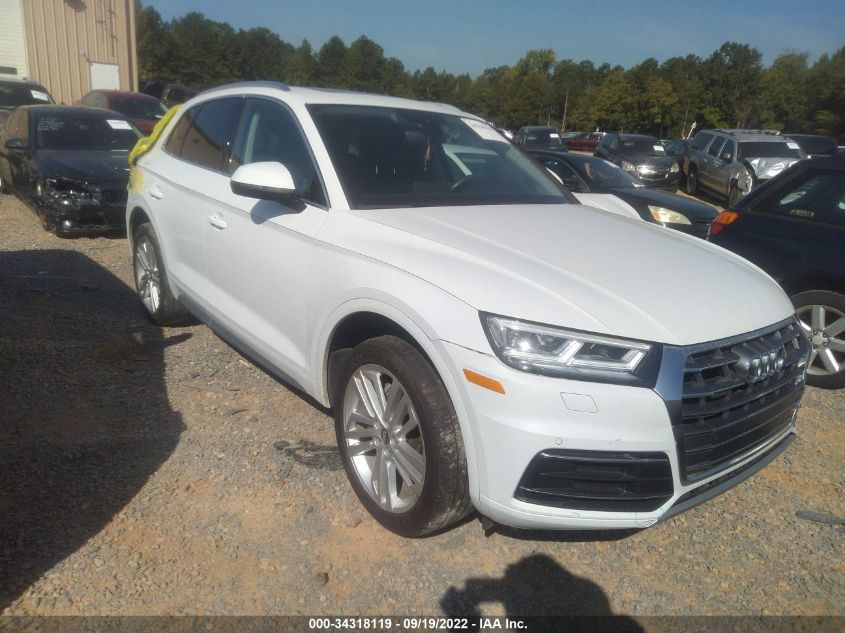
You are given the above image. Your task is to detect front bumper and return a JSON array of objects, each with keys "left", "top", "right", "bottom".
[
  {"left": 436, "top": 324, "right": 804, "bottom": 530},
  {"left": 40, "top": 195, "right": 127, "bottom": 234}
]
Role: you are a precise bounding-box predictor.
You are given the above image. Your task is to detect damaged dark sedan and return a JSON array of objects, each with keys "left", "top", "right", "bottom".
[{"left": 0, "top": 105, "right": 141, "bottom": 235}]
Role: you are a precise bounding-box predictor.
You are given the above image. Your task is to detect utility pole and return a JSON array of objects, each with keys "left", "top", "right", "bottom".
[{"left": 560, "top": 91, "right": 568, "bottom": 132}]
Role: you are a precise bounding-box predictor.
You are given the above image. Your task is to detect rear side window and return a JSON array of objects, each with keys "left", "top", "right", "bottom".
[
  {"left": 691, "top": 132, "right": 714, "bottom": 151},
  {"left": 230, "top": 98, "right": 326, "bottom": 206},
  {"left": 171, "top": 98, "right": 242, "bottom": 172}
]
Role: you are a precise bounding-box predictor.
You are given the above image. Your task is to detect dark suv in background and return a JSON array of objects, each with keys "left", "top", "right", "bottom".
[
  {"left": 594, "top": 133, "right": 679, "bottom": 191},
  {"left": 684, "top": 129, "right": 807, "bottom": 205},
  {"left": 708, "top": 153, "right": 845, "bottom": 388}
]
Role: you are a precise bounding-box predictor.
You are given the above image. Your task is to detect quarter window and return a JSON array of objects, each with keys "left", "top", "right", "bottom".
[
  {"left": 230, "top": 98, "right": 326, "bottom": 206},
  {"left": 179, "top": 98, "right": 242, "bottom": 172},
  {"left": 164, "top": 106, "right": 198, "bottom": 157}
]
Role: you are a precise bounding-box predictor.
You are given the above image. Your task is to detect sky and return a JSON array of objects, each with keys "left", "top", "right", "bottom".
[{"left": 145, "top": 0, "right": 845, "bottom": 76}]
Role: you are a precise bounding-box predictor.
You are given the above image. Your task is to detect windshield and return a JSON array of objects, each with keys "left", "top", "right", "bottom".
[
  {"left": 308, "top": 105, "right": 571, "bottom": 209},
  {"left": 35, "top": 114, "right": 141, "bottom": 150},
  {"left": 109, "top": 97, "right": 167, "bottom": 120},
  {"left": 619, "top": 138, "right": 665, "bottom": 157},
  {"left": 580, "top": 157, "right": 641, "bottom": 188},
  {"left": 0, "top": 82, "right": 53, "bottom": 109},
  {"left": 738, "top": 141, "right": 806, "bottom": 160}
]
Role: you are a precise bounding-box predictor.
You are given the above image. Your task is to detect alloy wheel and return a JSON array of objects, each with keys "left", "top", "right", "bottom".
[
  {"left": 134, "top": 236, "right": 162, "bottom": 315},
  {"left": 797, "top": 304, "right": 845, "bottom": 377},
  {"left": 342, "top": 364, "right": 426, "bottom": 513}
]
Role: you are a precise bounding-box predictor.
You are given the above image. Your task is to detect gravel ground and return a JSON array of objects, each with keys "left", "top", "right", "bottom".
[{"left": 0, "top": 191, "right": 843, "bottom": 618}]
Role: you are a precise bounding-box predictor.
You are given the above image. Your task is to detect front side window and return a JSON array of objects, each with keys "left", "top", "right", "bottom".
[
  {"left": 720, "top": 140, "right": 736, "bottom": 161},
  {"left": 581, "top": 157, "right": 641, "bottom": 189},
  {"left": 179, "top": 98, "right": 242, "bottom": 171},
  {"left": 707, "top": 137, "right": 726, "bottom": 158},
  {"left": 751, "top": 170, "right": 845, "bottom": 227},
  {"left": 539, "top": 157, "right": 586, "bottom": 192},
  {"left": 231, "top": 98, "right": 325, "bottom": 206},
  {"left": 308, "top": 104, "right": 571, "bottom": 209},
  {"left": 34, "top": 113, "right": 141, "bottom": 150}
]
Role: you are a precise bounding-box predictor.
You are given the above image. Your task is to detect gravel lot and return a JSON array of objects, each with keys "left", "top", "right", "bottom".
[{"left": 1, "top": 191, "right": 843, "bottom": 619}]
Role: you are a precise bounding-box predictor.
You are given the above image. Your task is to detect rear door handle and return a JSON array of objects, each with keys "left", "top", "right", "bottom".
[
  {"left": 207, "top": 214, "right": 227, "bottom": 230},
  {"left": 149, "top": 184, "right": 164, "bottom": 200}
]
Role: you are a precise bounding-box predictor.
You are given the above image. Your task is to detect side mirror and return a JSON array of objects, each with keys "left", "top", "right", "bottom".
[
  {"left": 721, "top": 152, "right": 733, "bottom": 161},
  {"left": 4, "top": 138, "right": 29, "bottom": 151},
  {"left": 230, "top": 161, "right": 296, "bottom": 202}
]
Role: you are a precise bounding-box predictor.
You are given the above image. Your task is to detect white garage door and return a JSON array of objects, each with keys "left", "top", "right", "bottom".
[{"left": 0, "top": 0, "right": 28, "bottom": 79}]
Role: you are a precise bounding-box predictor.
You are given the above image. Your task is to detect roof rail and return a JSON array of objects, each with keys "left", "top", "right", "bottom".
[
  {"left": 199, "top": 81, "right": 290, "bottom": 95},
  {"left": 712, "top": 128, "right": 782, "bottom": 137}
]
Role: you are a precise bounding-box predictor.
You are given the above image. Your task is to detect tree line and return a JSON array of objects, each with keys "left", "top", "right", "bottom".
[{"left": 137, "top": 2, "right": 845, "bottom": 139}]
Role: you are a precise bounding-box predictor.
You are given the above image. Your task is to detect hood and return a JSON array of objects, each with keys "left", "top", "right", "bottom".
[
  {"left": 609, "top": 187, "right": 718, "bottom": 221},
  {"left": 321, "top": 204, "right": 794, "bottom": 346},
  {"left": 36, "top": 150, "right": 131, "bottom": 184},
  {"left": 624, "top": 155, "right": 676, "bottom": 170},
  {"left": 746, "top": 157, "right": 803, "bottom": 180}
]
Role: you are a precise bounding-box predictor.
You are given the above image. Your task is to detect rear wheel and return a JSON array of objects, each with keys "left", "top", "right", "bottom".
[
  {"left": 685, "top": 168, "right": 698, "bottom": 195},
  {"left": 334, "top": 335, "right": 473, "bottom": 536},
  {"left": 793, "top": 290, "right": 845, "bottom": 389},
  {"left": 132, "top": 222, "right": 190, "bottom": 325},
  {"left": 727, "top": 182, "right": 741, "bottom": 206}
]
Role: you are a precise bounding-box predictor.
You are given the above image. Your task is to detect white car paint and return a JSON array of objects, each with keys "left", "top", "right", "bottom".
[
  {"left": 572, "top": 191, "right": 642, "bottom": 220},
  {"left": 129, "top": 83, "right": 801, "bottom": 530}
]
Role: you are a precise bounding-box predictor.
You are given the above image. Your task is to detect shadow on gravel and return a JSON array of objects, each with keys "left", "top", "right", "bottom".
[
  {"left": 0, "top": 249, "right": 185, "bottom": 610},
  {"left": 441, "top": 554, "right": 643, "bottom": 631}
]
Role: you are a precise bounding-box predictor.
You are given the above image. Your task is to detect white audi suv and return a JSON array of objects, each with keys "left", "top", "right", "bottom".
[{"left": 127, "top": 82, "right": 810, "bottom": 536}]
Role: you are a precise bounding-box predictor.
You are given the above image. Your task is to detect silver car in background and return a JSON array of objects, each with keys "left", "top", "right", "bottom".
[{"left": 684, "top": 129, "right": 807, "bottom": 205}]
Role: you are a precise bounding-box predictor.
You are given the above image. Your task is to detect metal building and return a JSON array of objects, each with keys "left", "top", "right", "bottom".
[{"left": 0, "top": 0, "right": 137, "bottom": 104}]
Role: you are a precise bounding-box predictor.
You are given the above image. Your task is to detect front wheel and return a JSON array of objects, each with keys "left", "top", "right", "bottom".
[
  {"left": 333, "top": 335, "right": 473, "bottom": 536},
  {"left": 132, "top": 222, "right": 190, "bottom": 325},
  {"left": 793, "top": 290, "right": 845, "bottom": 389},
  {"left": 685, "top": 168, "right": 698, "bottom": 195}
]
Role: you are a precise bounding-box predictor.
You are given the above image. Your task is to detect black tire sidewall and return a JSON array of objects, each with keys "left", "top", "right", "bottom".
[
  {"left": 686, "top": 169, "right": 698, "bottom": 195},
  {"left": 792, "top": 290, "right": 845, "bottom": 389},
  {"left": 333, "top": 336, "right": 468, "bottom": 536}
]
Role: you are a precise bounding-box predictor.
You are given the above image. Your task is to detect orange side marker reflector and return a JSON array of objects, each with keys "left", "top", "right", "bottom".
[{"left": 463, "top": 369, "right": 506, "bottom": 394}]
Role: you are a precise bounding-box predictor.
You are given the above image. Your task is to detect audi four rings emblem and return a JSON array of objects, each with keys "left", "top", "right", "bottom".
[{"left": 735, "top": 341, "right": 786, "bottom": 384}]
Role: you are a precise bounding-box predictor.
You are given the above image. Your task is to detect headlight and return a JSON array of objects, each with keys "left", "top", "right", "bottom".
[
  {"left": 481, "top": 313, "right": 661, "bottom": 386},
  {"left": 620, "top": 160, "right": 636, "bottom": 172},
  {"left": 670, "top": 162, "right": 680, "bottom": 173},
  {"left": 44, "top": 178, "right": 93, "bottom": 200},
  {"left": 648, "top": 205, "right": 691, "bottom": 225},
  {"left": 636, "top": 164, "right": 654, "bottom": 174}
]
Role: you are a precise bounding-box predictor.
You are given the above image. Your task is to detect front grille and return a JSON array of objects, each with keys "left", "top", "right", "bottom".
[
  {"left": 675, "top": 319, "right": 809, "bottom": 483},
  {"left": 515, "top": 449, "right": 674, "bottom": 512}
]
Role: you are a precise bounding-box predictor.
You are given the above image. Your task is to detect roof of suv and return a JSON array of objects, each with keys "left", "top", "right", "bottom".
[
  {"left": 194, "top": 82, "right": 465, "bottom": 116},
  {"left": 706, "top": 129, "right": 786, "bottom": 143}
]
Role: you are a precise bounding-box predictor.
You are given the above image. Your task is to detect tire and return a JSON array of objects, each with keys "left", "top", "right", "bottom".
[
  {"left": 727, "top": 182, "right": 740, "bottom": 207},
  {"left": 0, "top": 162, "right": 7, "bottom": 194},
  {"left": 132, "top": 222, "right": 190, "bottom": 325},
  {"left": 333, "top": 335, "right": 473, "bottom": 536},
  {"left": 40, "top": 212, "right": 57, "bottom": 234},
  {"left": 792, "top": 290, "right": 845, "bottom": 389},
  {"left": 685, "top": 168, "right": 698, "bottom": 195}
]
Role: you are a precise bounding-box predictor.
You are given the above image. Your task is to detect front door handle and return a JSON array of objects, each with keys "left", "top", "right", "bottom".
[
  {"left": 207, "top": 214, "right": 227, "bottom": 230},
  {"left": 149, "top": 184, "right": 164, "bottom": 200}
]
